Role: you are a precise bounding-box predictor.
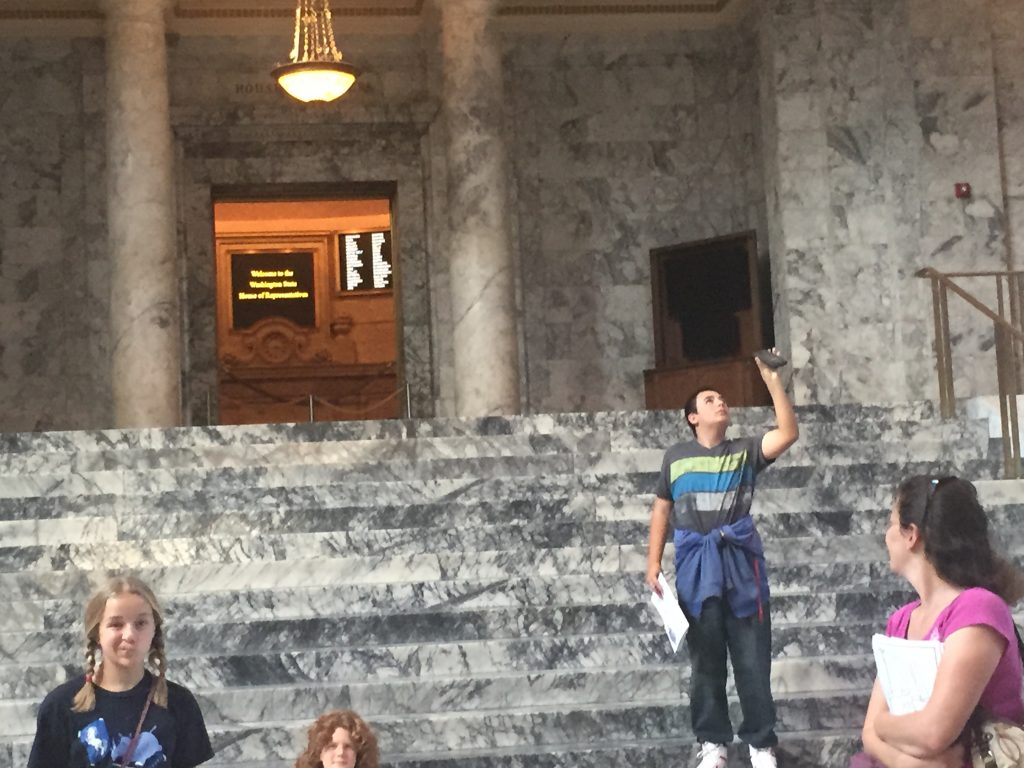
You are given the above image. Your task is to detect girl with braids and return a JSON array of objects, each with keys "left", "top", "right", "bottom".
[
  {"left": 28, "top": 574, "right": 213, "bottom": 768},
  {"left": 294, "top": 710, "right": 379, "bottom": 768},
  {"left": 854, "top": 476, "right": 1024, "bottom": 768}
]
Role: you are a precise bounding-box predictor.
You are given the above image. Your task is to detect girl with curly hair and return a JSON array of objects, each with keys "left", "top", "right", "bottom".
[
  {"left": 295, "top": 710, "right": 380, "bottom": 768},
  {"left": 28, "top": 574, "right": 214, "bottom": 768}
]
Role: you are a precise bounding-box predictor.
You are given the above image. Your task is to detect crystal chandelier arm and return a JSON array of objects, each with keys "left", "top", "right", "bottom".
[
  {"left": 316, "top": 1, "right": 327, "bottom": 58},
  {"left": 324, "top": 3, "right": 343, "bottom": 62},
  {"left": 289, "top": 2, "right": 301, "bottom": 62}
]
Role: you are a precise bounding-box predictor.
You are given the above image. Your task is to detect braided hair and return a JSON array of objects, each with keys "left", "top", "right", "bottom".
[{"left": 71, "top": 574, "right": 169, "bottom": 712}]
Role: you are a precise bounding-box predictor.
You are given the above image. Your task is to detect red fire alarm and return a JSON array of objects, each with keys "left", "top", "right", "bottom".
[{"left": 954, "top": 182, "right": 972, "bottom": 199}]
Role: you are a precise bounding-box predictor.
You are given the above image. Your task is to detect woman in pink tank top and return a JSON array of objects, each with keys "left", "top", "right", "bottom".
[{"left": 853, "top": 475, "right": 1024, "bottom": 768}]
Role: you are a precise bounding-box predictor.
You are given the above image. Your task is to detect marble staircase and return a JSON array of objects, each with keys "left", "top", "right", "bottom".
[{"left": 0, "top": 403, "right": 1016, "bottom": 768}]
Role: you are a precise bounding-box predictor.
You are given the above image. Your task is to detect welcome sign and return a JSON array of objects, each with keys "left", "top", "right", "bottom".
[{"left": 230, "top": 251, "right": 316, "bottom": 329}]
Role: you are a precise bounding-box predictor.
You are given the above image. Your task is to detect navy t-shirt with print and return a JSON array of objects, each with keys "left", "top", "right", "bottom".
[{"left": 28, "top": 671, "right": 214, "bottom": 768}]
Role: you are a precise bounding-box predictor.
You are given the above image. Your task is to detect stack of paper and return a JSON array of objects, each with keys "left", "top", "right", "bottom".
[
  {"left": 650, "top": 573, "right": 689, "bottom": 653},
  {"left": 872, "top": 633, "right": 944, "bottom": 715}
]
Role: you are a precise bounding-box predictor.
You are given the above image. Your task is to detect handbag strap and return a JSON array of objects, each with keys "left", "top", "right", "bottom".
[{"left": 118, "top": 683, "right": 155, "bottom": 768}]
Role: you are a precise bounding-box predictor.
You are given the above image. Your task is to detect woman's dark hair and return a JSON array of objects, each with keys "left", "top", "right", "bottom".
[{"left": 895, "top": 475, "right": 1024, "bottom": 604}]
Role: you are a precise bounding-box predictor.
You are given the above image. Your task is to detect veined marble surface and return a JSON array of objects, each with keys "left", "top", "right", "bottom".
[
  {"left": 760, "top": 0, "right": 1015, "bottom": 406},
  {"left": 993, "top": 0, "right": 1024, "bottom": 264},
  {"left": 0, "top": 397, "right": 970, "bottom": 454},
  {"left": 506, "top": 23, "right": 766, "bottom": 414},
  {"left": 0, "top": 401, "right": 1016, "bottom": 768}
]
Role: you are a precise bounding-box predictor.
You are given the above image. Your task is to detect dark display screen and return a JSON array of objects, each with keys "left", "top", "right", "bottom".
[{"left": 230, "top": 251, "right": 315, "bottom": 330}]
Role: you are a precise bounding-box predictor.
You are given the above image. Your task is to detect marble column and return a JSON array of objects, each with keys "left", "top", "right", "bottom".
[
  {"left": 100, "top": 0, "right": 181, "bottom": 427},
  {"left": 440, "top": 0, "right": 521, "bottom": 416}
]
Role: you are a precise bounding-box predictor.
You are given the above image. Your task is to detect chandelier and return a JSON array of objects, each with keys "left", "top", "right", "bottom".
[{"left": 273, "top": 0, "right": 358, "bottom": 103}]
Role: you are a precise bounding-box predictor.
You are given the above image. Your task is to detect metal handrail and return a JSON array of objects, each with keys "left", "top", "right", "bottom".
[{"left": 916, "top": 267, "right": 1023, "bottom": 478}]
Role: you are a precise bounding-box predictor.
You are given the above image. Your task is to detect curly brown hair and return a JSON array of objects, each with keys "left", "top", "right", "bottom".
[{"left": 293, "top": 710, "right": 380, "bottom": 768}]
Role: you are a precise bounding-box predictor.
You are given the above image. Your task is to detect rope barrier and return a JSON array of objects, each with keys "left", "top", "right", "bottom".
[{"left": 216, "top": 366, "right": 408, "bottom": 421}]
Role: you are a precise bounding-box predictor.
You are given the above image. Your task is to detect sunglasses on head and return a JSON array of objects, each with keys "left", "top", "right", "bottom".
[{"left": 920, "top": 476, "right": 956, "bottom": 530}]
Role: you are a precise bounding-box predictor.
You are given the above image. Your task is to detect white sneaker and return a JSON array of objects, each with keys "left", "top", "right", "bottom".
[
  {"left": 696, "top": 742, "right": 728, "bottom": 768},
  {"left": 749, "top": 746, "right": 777, "bottom": 768}
]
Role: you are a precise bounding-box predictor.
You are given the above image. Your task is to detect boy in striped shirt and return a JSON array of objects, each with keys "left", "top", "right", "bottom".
[{"left": 646, "top": 352, "right": 798, "bottom": 768}]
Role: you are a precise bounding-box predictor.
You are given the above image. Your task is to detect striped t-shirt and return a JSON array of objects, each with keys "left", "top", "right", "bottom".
[{"left": 654, "top": 435, "right": 772, "bottom": 534}]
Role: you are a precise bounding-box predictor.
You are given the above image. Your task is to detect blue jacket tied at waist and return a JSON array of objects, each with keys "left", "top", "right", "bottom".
[{"left": 674, "top": 515, "right": 770, "bottom": 620}]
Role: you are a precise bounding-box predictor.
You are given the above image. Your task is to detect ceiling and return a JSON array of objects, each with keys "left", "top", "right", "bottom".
[
  {"left": 0, "top": 0, "right": 736, "bottom": 17},
  {"left": 0, "top": 0, "right": 746, "bottom": 34}
]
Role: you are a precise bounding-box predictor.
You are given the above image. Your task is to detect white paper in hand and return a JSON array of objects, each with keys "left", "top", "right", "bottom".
[
  {"left": 650, "top": 573, "right": 689, "bottom": 653},
  {"left": 872, "top": 633, "right": 944, "bottom": 715}
]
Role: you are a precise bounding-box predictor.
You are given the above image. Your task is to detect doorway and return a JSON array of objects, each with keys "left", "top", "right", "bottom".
[
  {"left": 213, "top": 198, "right": 400, "bottom": 424},
  {"left": 644, "top": 231, "right": 774, "bottom": 409}
]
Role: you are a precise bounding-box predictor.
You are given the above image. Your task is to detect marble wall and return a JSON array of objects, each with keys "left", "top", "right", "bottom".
[
  {"left": 760, "top": 0, "right": 1011, "bottom": 406},
  {"left": 0, "top": 38, "right": 109, "bottom": 432},
  {"left": 506, "top": 24, "right": 765, "bottom": 413},
  {"left": 1, "top": 1, "right": 1023, "bottom": 431},
  {"left": 993, "top": 0, "right": 1024, "bottom": 267}
]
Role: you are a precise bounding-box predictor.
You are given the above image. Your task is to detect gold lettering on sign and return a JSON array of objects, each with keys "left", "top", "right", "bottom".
[{"left": 237, "top": 267, "right": 309, "bottom": 301}]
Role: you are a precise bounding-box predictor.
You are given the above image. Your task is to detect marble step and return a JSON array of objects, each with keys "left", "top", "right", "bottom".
[
  {"left": 0, "top": 548, "right": 922, "bottom": 608},
  {"left": 3, "top": 693, "right": 870, "bottom": 767},
  {"left": 0, "top": 656, "right": 877, "bottom": 738},
  {"left": 0, "top": 453, "right": 587, "bottom": 500},
  {"left": 0, "top": 448, "right": 1001, "bottom": 532},
  {"left": 0, "top": 518, "right": 639, "bottom": 574},
  {"left": 5, "top": 482, "right": 1022, "bottom": 556},
  {"left": 601, "top": 479, "right": 1024, "bottom": 522},
  {"left": 0, "top": 433, "right": 595, "bottom": 477},
  {"left": 0, "top": 573, "right": 913, "bottom": 633},
  {"left": 0, "top": 415, "right": 987, "bottom": 478},
  {"left": 377, "top": 732, "right": 860, "bottom": 768},
  {"left": 10, "top": 502, "right": 896, "bottom": 549},
  {"left": 0, "top": 508, "right": 952, "bottom": 575},
  {"left": 0, "top": 495, "right": 588, "bottom": 548},
  {"left": 587, "top": 457, "right": 998, "bottom": 500},
  {"left": 0, "top": 540, "right": 919, "bottom": 604},
  {"left": 211, "top": 694, "right": 867, "bottom": 757},
  {"left": 578, "top": 435, "right": 988, "bottom": 475},
  {"left": 180, "top": 731, "right": 861, "bottom": 768},
  {"left": 0, "top": 401, "right": 946, "bottom": 456},
  {"left": 0, "top": 597, "right": 898, "bottom": 666},
  {"left": 0, "top": 432, "right": 995, "bottom": 505},
  {"left": 0, "top": 620, "right": 885, "bottom": 698}
]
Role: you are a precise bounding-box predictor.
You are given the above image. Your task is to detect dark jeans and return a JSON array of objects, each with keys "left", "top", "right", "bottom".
[{"left": 684, "top": 596, "right": 778, "bottom": 749}]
